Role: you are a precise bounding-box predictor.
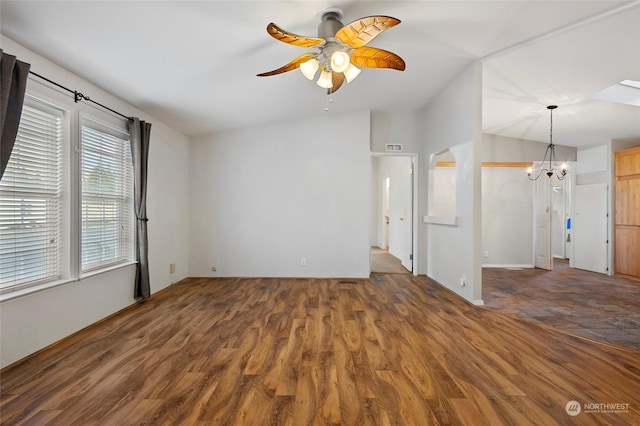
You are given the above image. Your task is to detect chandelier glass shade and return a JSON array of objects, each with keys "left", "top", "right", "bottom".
[{"left": 527, "top": 105, "right": 568, "bottom": 181}]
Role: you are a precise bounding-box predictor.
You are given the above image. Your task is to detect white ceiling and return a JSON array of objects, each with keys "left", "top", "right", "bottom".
[{"left": 2, "top": 1, "right": 639, "bottom": 147}]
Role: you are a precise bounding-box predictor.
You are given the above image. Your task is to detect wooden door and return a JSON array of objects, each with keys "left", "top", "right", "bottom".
[{"left": 615, "top": 146, "right": 640, "bottom": 277}]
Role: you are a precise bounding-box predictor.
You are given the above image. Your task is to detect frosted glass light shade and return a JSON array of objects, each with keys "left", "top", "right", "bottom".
[
  {"left": 330, "top": 51, "right": 350, "bottom": 73},
  {"left": 300, "top": 58, "right": 319, "bottom": 80},
  {"left": 317, "top": 70, "right": 333, "bottom": 89},
  {"left": 343, "top": 64, "right": 361, "bottom": 83}
]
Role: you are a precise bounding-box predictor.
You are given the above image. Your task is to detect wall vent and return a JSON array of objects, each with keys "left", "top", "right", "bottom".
[{"left": 385, "top": 144, "right": 402, "bottom": 152}]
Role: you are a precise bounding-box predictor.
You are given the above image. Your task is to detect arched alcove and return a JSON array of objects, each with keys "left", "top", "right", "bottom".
[{"left": 427, "top": 149, "right": 458, "bottom": 225}]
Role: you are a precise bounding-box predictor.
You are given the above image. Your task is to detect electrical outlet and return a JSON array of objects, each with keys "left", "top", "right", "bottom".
[
  {"left": 211, "top": 266, "right": 217, "bottom": 272},
  {"left": 483, "top": 251, "right": 489, "bottom": 258},
  {"left": 460, "top": 274, "right": 466, "bottom": 287},
  {"left": 169, "top": 263, "right": 176, "bottom": 274},
  {"left": 301, "top": 257, "right": 307, "bottom": 266}
]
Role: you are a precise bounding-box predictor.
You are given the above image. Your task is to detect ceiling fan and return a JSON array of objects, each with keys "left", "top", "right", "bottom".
[{"left": 257, "top": 7, "right": 405, "bottom": 94}]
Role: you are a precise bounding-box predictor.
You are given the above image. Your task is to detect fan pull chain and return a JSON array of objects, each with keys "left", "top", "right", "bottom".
[{"left": 325, "top": 93, "right": 334, "bottom": 112}]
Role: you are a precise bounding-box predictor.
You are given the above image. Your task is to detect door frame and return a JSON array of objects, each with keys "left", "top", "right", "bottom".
[
  {"left": 533, "top": 167, "right": 552, "bottom": 270},
  {"left": 371, "top": 153, "right": 419, "bottom": 275}
]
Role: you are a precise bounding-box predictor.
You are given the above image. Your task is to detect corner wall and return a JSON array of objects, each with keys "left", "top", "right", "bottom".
[
  {"left": 0, "top": 37, "right": 190, "bottom": 368},
  {"left": 420, "top": 62, "right": 483, "bottom": 304}
]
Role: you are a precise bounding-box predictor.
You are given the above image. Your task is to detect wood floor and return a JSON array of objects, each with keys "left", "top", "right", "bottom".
[
  {"left": 483, "top": 260, "right": 640, "bottom": 352},
  {"left": 370, "top": 247, "right": 410, "bottom": 274},
  {"left": 2, "top": 275, "right": 640, "bottom": 425}
]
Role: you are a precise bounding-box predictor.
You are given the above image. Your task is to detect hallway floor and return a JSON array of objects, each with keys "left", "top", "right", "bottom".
[
  {"left": 370, "top": 247, "right": 410, "bottom": 274},
  {"left": 483, "top": 260, "right": 640, "bottom": 352}
]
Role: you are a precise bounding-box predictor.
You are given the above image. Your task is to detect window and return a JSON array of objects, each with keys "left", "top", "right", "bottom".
[
  {"left": 80, "top": 121, "right": 133, "bottom": 273},
  {"left": 0, "top": 101, "right": 63, "bottom": 293}
]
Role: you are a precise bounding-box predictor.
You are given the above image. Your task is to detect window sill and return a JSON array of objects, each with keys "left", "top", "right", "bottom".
[
  {"left": 424, "top": 215, "right": 459, "bottom": 226},
  {"left": 80, "top": 261, "right": 137, "bottom": 280},
  {"left": 0, "top": 262, "right": 137, "bottom": 303}
]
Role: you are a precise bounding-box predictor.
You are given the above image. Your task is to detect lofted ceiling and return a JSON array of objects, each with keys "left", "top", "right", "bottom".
[{"left": 1, "top": 1, "right": 639, "bottom": 147}]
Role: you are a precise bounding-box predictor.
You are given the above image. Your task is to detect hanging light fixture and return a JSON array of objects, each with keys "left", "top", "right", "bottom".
[
  {"left": 257, "top": 8, "right": 405, "bottom": 100},
  {"left": 527, "top": 105, "right": 568, "bottom": 181}
]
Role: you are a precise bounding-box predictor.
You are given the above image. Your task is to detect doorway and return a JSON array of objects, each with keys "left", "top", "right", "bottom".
[
  {"left": 371, "top": 154, "right": 416, "bottom": 274},
  {"left": 533, "top": 163, "right": 575, "bottom": 271}
]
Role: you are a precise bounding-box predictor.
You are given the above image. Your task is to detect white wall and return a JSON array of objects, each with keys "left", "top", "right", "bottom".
[
  {"left": 421, "top": 62, "right": 483, "bottom": 304},
  {"left": 189, "top": 110, "right": 371, "bottom": 278},
  {"left": 370, "top": 156, "right": 380, "bottom": 247},
  {"left": 576, "top": 144, "right": 609, "bottom": 184},
  {"left": 482, "top": 133, "right": 577, "bottom": 163},
  {"left": 371, "top": 110, "right": 422, "bottom": 154},
  {"left": 0, "top": 37, "right": 190, "bottom": 368},
  {"left": 431, "top": 166, "right": 456, "bottom": 217},
  {"left": 481, "top": 167, "right": 533, "bottom": 267}
]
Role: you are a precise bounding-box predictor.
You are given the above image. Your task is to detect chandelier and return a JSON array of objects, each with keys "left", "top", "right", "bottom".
[{"left": 527, "top": 105, "right": 568, "bottom": 180}]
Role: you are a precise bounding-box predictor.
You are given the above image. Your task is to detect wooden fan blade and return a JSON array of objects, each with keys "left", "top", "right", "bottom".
[
  {"left": 266, "top": 23, "right": 325, "bottom": 48},
  {"left": 350, "top": 46, "right": 406, "bottom": 71},
  {"left": 335, "top": 16, "right": 401, "bottom": 48},
  {"left": 257, "top": 53, "right": 318, "bottom": 77},
  {"left": 328, "top": 72, "right": 345, "bottom": 95}
]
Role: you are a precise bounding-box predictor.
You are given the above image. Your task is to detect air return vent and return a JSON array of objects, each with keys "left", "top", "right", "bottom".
[{"left": 386, "top": 143, "right": 402, "bottom": 152}]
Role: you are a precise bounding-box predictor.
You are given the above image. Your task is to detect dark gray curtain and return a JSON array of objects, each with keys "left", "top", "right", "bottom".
[
  {"left": 1, "top": 49, "right": 31, "bottom": 178},
  {"left": 128, "top": 118, "right": 152, "bottom": 301}
]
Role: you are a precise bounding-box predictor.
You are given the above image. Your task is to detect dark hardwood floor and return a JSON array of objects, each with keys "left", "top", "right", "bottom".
[
  {"left": 1, "top": 275, "right": 639, "bottom": 425},
  {"left": 483, "top": 259, "right": 640, "bottom": 352}
]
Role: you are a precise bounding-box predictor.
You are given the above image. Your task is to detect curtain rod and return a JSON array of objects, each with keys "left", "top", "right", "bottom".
[{"left": 29, "top": 70, "right": 134, "bottom": 123}]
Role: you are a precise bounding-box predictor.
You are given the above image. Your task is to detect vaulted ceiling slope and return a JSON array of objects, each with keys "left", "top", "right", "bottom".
[{"left": 1, "top": 1, "right": 639, "bottom": 146}]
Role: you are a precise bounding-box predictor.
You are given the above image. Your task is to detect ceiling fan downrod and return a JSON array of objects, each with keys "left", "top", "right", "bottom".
[{"left": 317, "top": 8, "right": 344, "bottom": 39}]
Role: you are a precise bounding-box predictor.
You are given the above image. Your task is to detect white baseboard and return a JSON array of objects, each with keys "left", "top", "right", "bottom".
[{"left": 481, "top": 264, "right": 534, "bottom": 269}]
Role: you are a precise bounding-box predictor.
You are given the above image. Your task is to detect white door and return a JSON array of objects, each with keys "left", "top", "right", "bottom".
[
  {"left": 388, "top": 157, "right": 413, "bottom": 272},
  {"left": 534, "top": 174, "right": 552, "bottom": 270},
  {"left": 382, "top": 176, "right": 390, "bottom": 249},
  {"left": 574, "top": 183, "right": 608, "bottom": 274}
]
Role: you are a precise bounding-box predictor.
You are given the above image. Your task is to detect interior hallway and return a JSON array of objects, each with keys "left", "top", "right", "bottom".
[
  {"left": 483, "top": 260, "right": 640, "bottom": 352},
  {"left": 370, "top": 247, "right": 411, "bottom": 274}
]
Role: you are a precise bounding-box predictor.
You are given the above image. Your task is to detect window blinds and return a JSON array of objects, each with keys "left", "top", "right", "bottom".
[
  {"left": 0, "top": 104, "right": 63, "bottom": 292},
  {"left": 80, "top": 123, "right": 133, "bottom": 272}
]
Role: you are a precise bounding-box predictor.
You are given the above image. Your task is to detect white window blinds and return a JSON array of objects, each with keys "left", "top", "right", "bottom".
[
  {"left": 80, "top": 122, "right": 133, "bottom": 272},
  {"left": 0, "top": 103, "right": 63, "bottom": 292}
]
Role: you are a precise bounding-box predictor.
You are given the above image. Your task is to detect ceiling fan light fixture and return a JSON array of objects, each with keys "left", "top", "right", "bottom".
[
  {"left": 330, "top": 50, "right": 350, "bottom": 73},
  {"left": 317, "top": 70, "right": 333, "bottom": 89},
  {"left": 343, "top": 63, "right": 361, "bottom": 83},
  {"left": 257, "top": 11, "right": 404, "bottom": 98},
  {"left": 300, "top": 58, "right": 319, "bottom": 80}
]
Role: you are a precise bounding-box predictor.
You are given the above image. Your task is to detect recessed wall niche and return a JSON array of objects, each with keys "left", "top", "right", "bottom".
[{"left": 427, "top": 149, "right": 458, "bottom": 224}]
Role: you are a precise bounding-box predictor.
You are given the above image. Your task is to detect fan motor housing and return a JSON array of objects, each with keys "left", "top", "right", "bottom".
[{"left": 318, "top": 8, "right": 343, "bottom": 39}]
